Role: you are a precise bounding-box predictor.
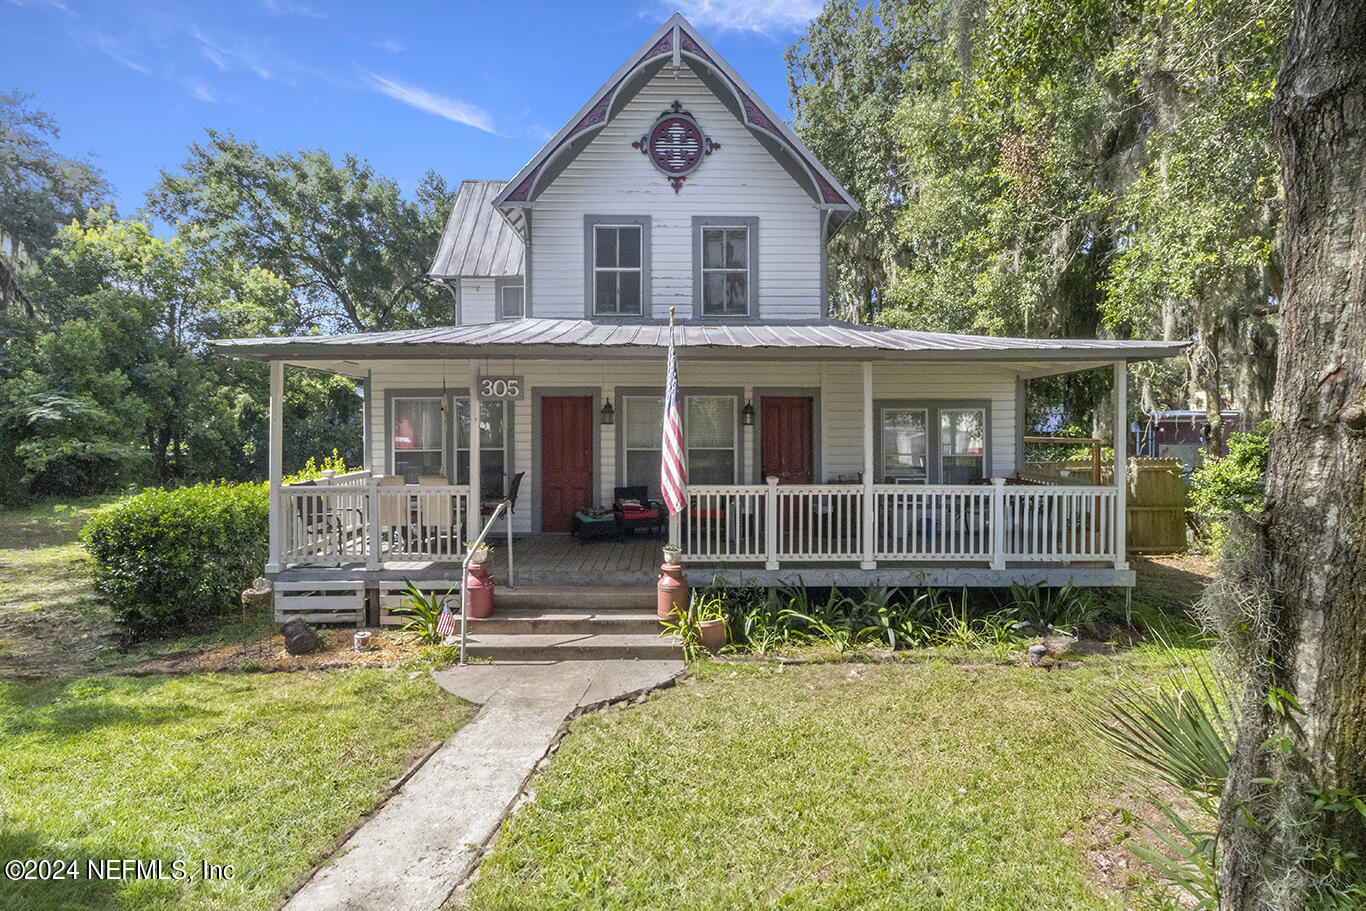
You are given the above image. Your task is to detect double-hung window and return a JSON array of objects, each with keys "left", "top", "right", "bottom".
[
  {"left": 700, "top": 226, "right": 749, "bottom": 315},
  {"left": 686, "top": 396, "right": 737, "bottom": 484},
  {"left": 622, "top": 396, "right": 664, "bottom": 497},
  {"left": 592, "top": 224, "right": 643, "bottom": 316},
  {"left": 455, "top": 399, "right": 510, "bottom": 496},
  {"left": 392, "top": 397, "right": 444, "bottom": 483}
]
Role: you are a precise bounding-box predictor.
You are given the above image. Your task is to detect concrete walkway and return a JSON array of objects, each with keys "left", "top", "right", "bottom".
[{"left": 283, "top": 659, "right": 683, "bottom": 911}]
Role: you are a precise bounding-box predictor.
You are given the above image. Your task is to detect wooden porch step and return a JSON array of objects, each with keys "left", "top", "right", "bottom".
[
  {"left": 495, "top": 586, "right": 657, "bottom": 611},
  {"left": 469, "top": 608, "right": 661, "bottom": 636},
  {"left": 462, "top": 632, "right": 681, "bottom": 662}
]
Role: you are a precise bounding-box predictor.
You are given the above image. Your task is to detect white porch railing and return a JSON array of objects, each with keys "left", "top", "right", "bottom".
[
  {"left": 683, "top": 480, "right": 1119, "bottom": 569},
  {"left": 275, "top": 475, "right": 471, "bottom": 567}
]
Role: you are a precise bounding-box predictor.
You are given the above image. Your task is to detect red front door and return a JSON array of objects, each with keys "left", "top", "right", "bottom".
[
  {"left": 760, "top": 396, "right": 814, "bottom": 484},
  {"left": 540, "top": 396, "right": 594, "bottom": 532}
]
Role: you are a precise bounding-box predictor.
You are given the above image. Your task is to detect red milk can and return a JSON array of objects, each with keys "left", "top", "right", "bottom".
[
  {"left": 657, "top": 562, "right": 688, "bottom": 622},
  {"left": 464, "top": 561, "right": 495, "bottom": 619}
]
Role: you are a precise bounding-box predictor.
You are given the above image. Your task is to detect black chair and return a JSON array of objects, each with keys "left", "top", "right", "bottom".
[{"left": 482, "top": 471, "right": 525, "bottom": 522}]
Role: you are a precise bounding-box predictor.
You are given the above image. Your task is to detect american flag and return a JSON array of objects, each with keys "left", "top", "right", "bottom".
[
  {"left": 661, "top": 310, "right": 687, "bottom": 515},
  {"left": 436, "top": 601, "right": 457, "bottom": 638}
]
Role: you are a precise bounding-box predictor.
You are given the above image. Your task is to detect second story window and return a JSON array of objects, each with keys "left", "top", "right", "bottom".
[
  {"left": 498, "top": 282, "right": 524, "bottom": 319},
  {"left": 593, "top": 224, "right": 643, "bottom": 316},
  {"left": 701, "top": 226, "right": 749, "bottom": 315}
]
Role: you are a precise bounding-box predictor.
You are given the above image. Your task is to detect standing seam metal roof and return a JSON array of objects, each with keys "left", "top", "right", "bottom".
[{"left": 428, "top": 180, "right": 523, "bottom": 278}]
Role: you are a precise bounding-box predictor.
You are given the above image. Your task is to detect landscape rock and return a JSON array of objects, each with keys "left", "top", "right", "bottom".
[{"left": 281, "top": 617, "right": 320, "bottom": 655}]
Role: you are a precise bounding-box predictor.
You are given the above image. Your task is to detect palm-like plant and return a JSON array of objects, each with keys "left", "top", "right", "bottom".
[{"left": 391, "top": 581, "right": 453, "bottom": 645}]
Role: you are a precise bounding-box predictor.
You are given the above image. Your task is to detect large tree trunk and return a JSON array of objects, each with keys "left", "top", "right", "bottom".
[{"left": 1216, "top": 1, "right": 1366, "bottom": 908}]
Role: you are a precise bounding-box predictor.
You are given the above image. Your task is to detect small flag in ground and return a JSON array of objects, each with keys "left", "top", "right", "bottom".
[
  {"left": 661, "top": 311, "right": 687, "bottom": 515},
  {"left": 436, "top": 602, "right": 457, "bottom": 638}
]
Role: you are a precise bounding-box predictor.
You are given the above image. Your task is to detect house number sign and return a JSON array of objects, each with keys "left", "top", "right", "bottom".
[{"left": 478, "top": 376, "right": 523, "bottom": 400}]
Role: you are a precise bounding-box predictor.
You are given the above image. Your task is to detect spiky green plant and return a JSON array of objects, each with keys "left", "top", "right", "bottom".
[{"left": 391, "top": 581, "right": 454, "bottom": 645}]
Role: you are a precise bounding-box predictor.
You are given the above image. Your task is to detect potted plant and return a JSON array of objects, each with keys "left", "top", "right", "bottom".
[
  {"left": 662, "top": 543, "right": 682, "bottom": 566},
  {"left": 465, "top": 541, "right": 492, "bottom": 565},
  {"left": 695, "top": 593, "right": 728, "bottom": 653}
]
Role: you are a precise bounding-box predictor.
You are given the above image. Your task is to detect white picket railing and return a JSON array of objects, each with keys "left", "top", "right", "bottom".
[
  {"left": 275, "top": 479, "right": 470, "bottom": 567},
  {"left": 683, "top": 481, "right": 1119, "bottom": 568},
  {"left": 873, "top": 484, "right": 994, "bottom": 561},
  {"left": 777, "top": 485, "right": 864, "bottom": 561},
  {"left": 1001, "top": 485, "right": 1117, "bottom": 562},
  {"left": 684, "top": 485, "right": 767, "bottom": 561},
  {"left": 280, "top": 484, "right": 370, "bottom": 566},
  {"left": 375, "top": 484, "right": 470, "bottom": 562}
]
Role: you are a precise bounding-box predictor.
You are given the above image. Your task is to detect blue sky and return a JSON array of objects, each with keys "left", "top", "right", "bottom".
[{"left": 3, "top": 0, "right": 824, "bottom": 216}]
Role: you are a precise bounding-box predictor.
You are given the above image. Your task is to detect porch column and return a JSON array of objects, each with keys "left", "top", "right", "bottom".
[
  {"left": 1113, "top": 360, "right": 1129, "bottom": 570},
  {"left": 468, "top": 362, "right": 482, "bottom": 544},
  {"left": 266, "top": 360, "right": 284, "bottom": 573},
  {"left": 861, "top": 362, "right": 876, "bottom": 569}
]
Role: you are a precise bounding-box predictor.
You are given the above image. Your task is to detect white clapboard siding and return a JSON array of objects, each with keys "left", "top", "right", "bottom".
[
  {"left": 364, "top": 358, "right": 1021, "bottom": 533},
  {"left": 530, "top": 66, "right": 824, "bottom": 321},
  {"left": 459, "top": 278, "right": 497, "bottom": 325}
]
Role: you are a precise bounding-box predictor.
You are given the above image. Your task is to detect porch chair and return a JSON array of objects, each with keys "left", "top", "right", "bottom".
[
  {"left": 613, "top": 485, "right": 666, "bottom": 538},
  {"left": 481, "top": 471, "right": 525, "bottom": 522}
]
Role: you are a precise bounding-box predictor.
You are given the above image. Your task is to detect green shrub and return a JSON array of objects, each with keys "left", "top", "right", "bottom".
[
  {"left": 81, "top": 482, "right": 268, "bottom": 635},
  {"left": 1188, "top": 421, "right": 1270, "bottom": 544}
]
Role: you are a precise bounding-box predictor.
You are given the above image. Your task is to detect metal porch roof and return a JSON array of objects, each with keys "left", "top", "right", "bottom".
[{"left": 210, "top": 317, "right": 1188, "bottom": 364}]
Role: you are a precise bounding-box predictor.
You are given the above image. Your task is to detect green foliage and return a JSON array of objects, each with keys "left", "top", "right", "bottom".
[
  {"left": 1188, "top": 421, "right": 1270, "bottom": 543},
  {"left": 787, "top": 1, "right": 1287, "bottom": 421},
  {"left": 282, "top": 448, "right": 353, "bottom": 485},
  {"left": 80, "top": 482, "right": 268, "bottom": 635},
  {"left": 392, "top": 582, "right": 453, "bottom": 645},
  {"left": 151, "top": 129, "right": 457, "bottom": 333},
  {"left": 1009, "top": 581, "right": 1095, "bottom": 636}
]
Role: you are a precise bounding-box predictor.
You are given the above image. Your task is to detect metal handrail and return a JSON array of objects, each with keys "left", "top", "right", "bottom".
[{"left": 458, "top": 499, "right": 511, "bottom": 667}]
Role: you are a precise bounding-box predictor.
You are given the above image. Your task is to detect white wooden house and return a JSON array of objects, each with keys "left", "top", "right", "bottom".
[{"left": 213, "top": 14, "right": 1184, "bottom": 622}]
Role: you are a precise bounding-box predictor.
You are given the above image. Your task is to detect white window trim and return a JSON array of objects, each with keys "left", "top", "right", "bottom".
[
  {"left": 699, "top": 225, "right": 751, "bottom": 317},
  {"left": 685, "top": 394, "right": 739, "bottom": 485},
  {"left": 692, "top": 216, "right": 759, "bottom": 319},
  {"left": 454, "top": 397, "right": 510, "bottom": 489},
  {"left": 496, "top": 279, "right": 524, "bottom": 320},
  {"left": 390, "top": 395, "right": 446, "bottom": 481},
  {"left": 585, "top": 215, "right": 650, "bottom": 318},
  {"left": 622, "top": 395, "right": 663, "bottom": 492}
]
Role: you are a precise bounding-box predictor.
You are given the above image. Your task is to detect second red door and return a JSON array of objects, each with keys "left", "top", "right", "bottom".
[{"left": 760, "top": 396, "right": 814, "bottom": 484}]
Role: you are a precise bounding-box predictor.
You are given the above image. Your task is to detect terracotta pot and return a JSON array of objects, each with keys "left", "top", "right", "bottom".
[{"left": 697, "top": 616, "right": 728, "bottom": 652}]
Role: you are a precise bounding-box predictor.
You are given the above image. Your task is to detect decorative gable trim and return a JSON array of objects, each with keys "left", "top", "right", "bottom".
[{"left": 493, "top": 13, "right": 857, "bottom": 225}]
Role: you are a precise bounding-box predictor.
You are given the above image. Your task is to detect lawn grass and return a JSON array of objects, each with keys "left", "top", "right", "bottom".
[
  {"left": 463, "top": 651, "right": 1200, "bottom": 910},
  {"left": 0, "top": 668, "right": 475, "bottom": 910},
  {"left": 0, "top": 496, "right": 122, "bottom": 675}
]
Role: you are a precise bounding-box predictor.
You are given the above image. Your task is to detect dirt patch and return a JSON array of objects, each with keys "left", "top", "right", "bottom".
[{"left": 116, "top": 627, "right": 436, "bottom": 674}]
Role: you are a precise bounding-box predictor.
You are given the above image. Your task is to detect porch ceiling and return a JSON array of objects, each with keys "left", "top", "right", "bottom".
[{"left": 211, "top": 317, "right": 1187, "bottom": 372}]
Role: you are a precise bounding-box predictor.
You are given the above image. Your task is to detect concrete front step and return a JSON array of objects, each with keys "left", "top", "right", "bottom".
[
  {"left": 496, "top": 586, "right": 656, "bottom": 611},
  {"left": 469, "top": 608, "right": 662, "bottom": 636},
  {"left": 461, "top": 632, "right": 681, "bottom": 661}
]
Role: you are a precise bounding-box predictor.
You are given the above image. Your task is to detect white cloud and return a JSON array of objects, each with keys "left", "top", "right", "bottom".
[
  {"left": 260, "top": 0, "right": 325, "bottom": 17},
  {"left": 93, "top": 33, "right": 150, "bottom": 73},
  {"left": 374, "top": 38, "right": 405, "bottom": 53},
  {"left": 362, "top": 71, "right": 498, "bottom": 134},
  {"left": 191, "top": 27, "right": 274, "bottom": 80},
  {"left": 671, "top": 0, "right": 821, "bottom": 34},
  {"left": 185, "top": 78, "right": 216, "bottom": 102}
]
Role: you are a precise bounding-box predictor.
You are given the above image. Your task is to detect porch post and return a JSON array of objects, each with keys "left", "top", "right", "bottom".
[
  {"left": 861, "top": 362, "right": 876, "bottom": 569},
  {"left": 468, "top": 362, "right": 482, "bottom": 545},
  {"left": 1113, "top": 360, "right": 1129, "bottom": 569},
  {"left": 266, "top": 360, "right": 284, "bottom": 573},
  {"left": 765, "top": 475, "right": 779, "bottom": 571}
]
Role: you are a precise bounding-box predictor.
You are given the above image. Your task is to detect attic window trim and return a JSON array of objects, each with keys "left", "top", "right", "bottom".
[{"left": 692, "top": 216, "right": 758, "bottom": 320}]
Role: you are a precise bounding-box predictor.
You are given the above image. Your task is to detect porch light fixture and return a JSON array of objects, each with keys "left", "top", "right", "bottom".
[
  {"left": 601, "top": 398, "right": 616, "bottom": 425},
  {"left": 742, "top": 401, "right": 754, "bottom": 426}
]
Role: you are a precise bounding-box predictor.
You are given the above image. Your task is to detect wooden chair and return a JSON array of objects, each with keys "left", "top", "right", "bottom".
[
  {"left": 482, "top": 471, "right": 525, "bottom": 521},
  {"left": 376, "top": 475, "right": 408, "bottom": 553},
  {"left": 417, "top": 475, "right": 456, "bottom": 553}
]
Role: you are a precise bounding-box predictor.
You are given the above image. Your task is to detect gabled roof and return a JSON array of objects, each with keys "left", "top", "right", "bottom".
[
  {"left": 211, "top": 317, "right": 1188, "bottom": 366},
  {"left": 492, "top": 13, "right": 858, "bottom": 236},
  {"left": 429, "top": 180, "right": 524, "bottom": 279}
]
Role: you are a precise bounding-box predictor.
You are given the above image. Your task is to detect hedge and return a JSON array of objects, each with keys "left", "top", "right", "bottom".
[{"left": 81, "top": 482, "right": 269, "bottom": 634}]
